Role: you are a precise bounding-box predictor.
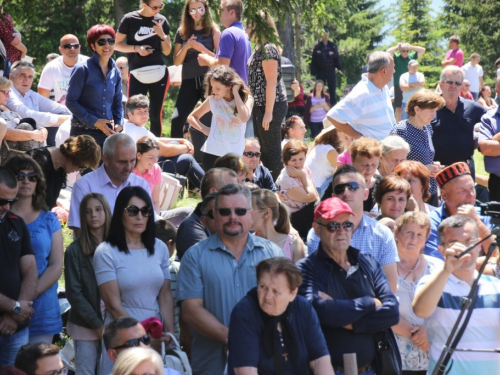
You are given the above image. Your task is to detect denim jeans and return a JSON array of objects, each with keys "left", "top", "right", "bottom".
[
  {"left": 0, "top": 327, "right": 29, "bottom": 365},
  {"left": 334, "top": 366, "right": 375, "bottom": 375},
  {"left": 74, "top": 339, "right": 101, "bottom": 375},
  {"left": 401, "top": 102, "right": 410, "bottom": 120}
]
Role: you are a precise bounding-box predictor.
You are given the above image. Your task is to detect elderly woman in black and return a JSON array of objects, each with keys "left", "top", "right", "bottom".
[{"left": 227, "top": 257, "right": 334, "bottom": 375}]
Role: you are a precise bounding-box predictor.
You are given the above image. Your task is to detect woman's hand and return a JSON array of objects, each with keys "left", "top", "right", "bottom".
[
  {"left": 152, "top": 19, "right": 167, "bottom": 40},
  {"left": 232, "top": 84, "right": 241, "bottom": 96},
  {"left": 114, "top": 124, "right": 123, "bottom": 133},
  {"left": 150, "top": 332, "right": 173, "bottom": 353},
  {"left": 286, "top": 165, "right": 305, "bottom": 179},
  {"left": 426, "top": 162, "right": 443, "bottom": 178},
  {"left": 135, "top": 45, "right": 153, "bottom": 56},
  {"left": 94, "top": 119, "right": 116, "bottom": 137},
  {"left": 406, "top": 195, "right": 418, "bottom": 211},
  {"left": 410, "top": 325, "right": 429, "bottom": 351},
  {"left": 262, "top": 112, "right": 272, "bottom": 131},
  {"left": 179, "top": 139, "right": 194, "bottom": 155}
]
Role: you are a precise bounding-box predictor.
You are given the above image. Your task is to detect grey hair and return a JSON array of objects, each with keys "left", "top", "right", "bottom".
[
  {"left": 125, "top": 94, "right": 149, "bottom": 115},
  {"left": 437, "top": 215, "right": 478, "bottom": 245},
  {"left": 245, "top": 137, "right": 261, "bottom": 148},
  {"left": 381, "top": 135, "right": 410, "bottom": 156},
  {"left": 215, "top": 183, "right": 252, "bottom": 209},
  {"left": 367, "top": 51, "right": 391, "bottom": 74},
  {"left": 440, "top": 66, "right": 465, "bottom": 82},
  {"left": 103, "top": 133, "right": 136, "bottom": 157}
]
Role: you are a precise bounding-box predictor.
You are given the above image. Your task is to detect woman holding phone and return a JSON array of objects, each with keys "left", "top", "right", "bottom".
[{"left": 115, "top": 0, "right": 172, "bottom": 137}]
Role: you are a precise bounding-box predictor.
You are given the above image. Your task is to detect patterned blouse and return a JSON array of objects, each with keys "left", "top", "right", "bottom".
[
  {"left": 247, "top": 43, "right": 287, "bottom": 107},
  {"left": 275, "top": 166, "right": 314, "bottom": 213}
]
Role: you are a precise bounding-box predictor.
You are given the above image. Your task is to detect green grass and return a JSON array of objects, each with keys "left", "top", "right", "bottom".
[{"left": 474, "top": 150, "right": 487, "bottom": 177}]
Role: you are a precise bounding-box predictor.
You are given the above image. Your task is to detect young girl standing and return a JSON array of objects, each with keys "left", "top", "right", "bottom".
[{"left": 188, "top": 65, "right": 253, "bottom": 171}]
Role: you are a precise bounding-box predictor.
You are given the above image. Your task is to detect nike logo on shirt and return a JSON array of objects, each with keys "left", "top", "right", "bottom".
[{"left": 135, "top": 26, "right": 156, "bottom": 41}]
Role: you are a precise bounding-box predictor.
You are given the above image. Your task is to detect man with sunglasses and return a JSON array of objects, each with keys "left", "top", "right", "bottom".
[
  {"left": 0, "top": 167, "right": 37, "bottom": 365},
  {"left": 14, "top": 342, "right": 66, "bottom": 375},
  {"left": 297, "top": 197, "right": 400, "bottom": 375},
  {"left": 431, "top": 66, "right": 486, "bottom": 179},
  {"left": 242, "top": 137, "right": 277, "bottom": 192},
  {"left": 38, "top": 34, "right": 89, "bottom": 105},
  {"left": 306, "top": 164, "right": 398, "bottom": 292},
  {"left": 178, "top": 183, "right": 283, "bottom": 375}
]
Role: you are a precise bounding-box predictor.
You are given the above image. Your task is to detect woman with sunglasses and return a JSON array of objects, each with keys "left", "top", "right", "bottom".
[
  {"left": 26, "top": 135, "right": 101, "bottom": 209},
  {"left": 4, "top": 155, "right": 63, "bottom": 343},
  {"left": 66, "top": 24, "right": 123, "bottom": 150},
  {"left": 170, "top": 0, "right": 220, "bottom": 141},
  {"left": 304, "top": 80, "right": 331, "bottom": 138},
  {"left": 115, "top": 0, "right": 172, "bottom": 138},
  {"left": 93, "top": 186, "right": 174, "bottom": 375},
  {"left": 64, "top": 193, "right": 111, "bottom": 375}
]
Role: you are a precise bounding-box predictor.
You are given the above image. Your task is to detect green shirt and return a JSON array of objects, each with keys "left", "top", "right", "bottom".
[{"left": 394, "top": 51, "right": 418, "bottom": 84}]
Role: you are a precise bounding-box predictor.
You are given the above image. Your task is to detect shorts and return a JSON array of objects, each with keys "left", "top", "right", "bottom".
[{"left": 394, "top": 84, "right": 403, "bottom": 107}]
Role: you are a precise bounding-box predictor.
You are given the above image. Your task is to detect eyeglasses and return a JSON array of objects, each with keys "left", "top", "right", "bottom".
[
  {"left": 61, "top": 43, "right": 80, "bottom": 50},
  {"left": 217, "top": 207, "right": 249, "bottom": 216},
  {"left": 189, "top": 7, "right": 205, "bottom": 15},
  {"left": 444, "top": 80, "right": 462, "bottom": 87},
  {"left": 333, "top": 182, "right": 360, "bottom": 195},
  {"left": 111, "top": 334, "right": 151, "bottom": 350},
  {"left": 97, "top": 38, "right": 115, "bottom": 46},
  {"left": 243, "top": 151, "right": 262, "bottom": 158},
  {"left": 444, "top": 239, "right": 479, "bottom": 248},
  {"left": 0, "top": 89, "right": 10, "bottom": 95},
  {"left": 124, "top": 205, "right": 153, "bottom": 217},
  {"left": 0, "top": 197, "right": 18, "bottom": 206},
  {"left": 316, "top": 221, "right": 354, "bottom": 233},
  {"left": 16, "top": 172, "right": 39, "bottom": 182},
  {"left": 11, "top": 61, "right": 34, "bottom": 70},
  {"left": 146, "top": 2, "right": 165, "bottom": 10},
  {"left": 34, "top": 368, "right": 69, "bottom": 375},
  {"left": 202, "top": 209, "right": 214, "bottom": 219}
]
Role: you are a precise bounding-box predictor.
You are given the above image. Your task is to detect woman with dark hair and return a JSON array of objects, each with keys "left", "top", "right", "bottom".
[
  {"left": 227, "top": 257, "right": 334, "bottom": 375},
  {"left": 304, "top": 80, "right": 331, "bottom": 138},
  {"left": 281, "top": 115, "right": 307, "bottom": 148},
  {"left": 114, "top": 0, "right": 172, "bottom": 137},
  {"left": 67, "top": 24, "right": 123, "bottom": 149},
  {"left": 246, "top": 10, "right": 288, "bottom": 181},
  {"left": 251, "top": 189, "right": 306, "bottom": 262},
  {"left": 170, "top": 0, "right": 220, "bottom": 139},
  {"left": 213, "top": 152, "right": 248, "bottom": 183},
  {"left": 65, "top": 193, "right": 112, "bottom": 375},
  {"left": 93, "top": 186, "right": 174, "bottom": 374},
  {"left": 395, "top": 160, "right": 436, "bottom": 215},
  {"left": 374, "top": 174, "right": 411, "bottom": 222},
  {"left": 132, "top": 136, "right": 161, "bottom": 214},
  {"left": 477, "top": 85, "right": 498, "bottom": 110},
  {"left": 26, "top": 135, "right": 101, "bottom": 208},
  {"left": 4, "top": 155, "right": 63, "bottom": 343}
]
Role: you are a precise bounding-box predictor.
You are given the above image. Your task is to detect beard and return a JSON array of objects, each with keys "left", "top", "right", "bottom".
[{"left": 222, "top": 221, "right": 243, "bottom": 236}]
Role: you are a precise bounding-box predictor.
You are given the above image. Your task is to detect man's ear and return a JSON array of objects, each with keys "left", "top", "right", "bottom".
[
  {"left": 437, "top": 244, "right": 447, "bottom": 259},
  {"left": 108, "top": 349, "right": 118, "bottom": 363},
  {"left": 362, "top": 187, "right": 369, "bottom": 201},
  {"left": 441, "top": 188, "right": 448, "bottom": 201},
  {"left": 312, "top": 222, "right": 320, "bottom": 236}
]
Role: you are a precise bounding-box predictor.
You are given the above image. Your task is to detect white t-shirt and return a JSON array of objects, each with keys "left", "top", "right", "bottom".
[
  {"left": 462, "top": 62, "right": 483, "bottom": 93},
  {"left": 38, "top": 55, "right": 89, "bottom": 104},
  {"left": 202, "top": 96, "right": 247, "bottom": 157},
  {"left": 399, "top": 72, "right": 425, "bottom": 103},
  {"left": 304, "top": 144, "right": 336, "bottom": 187},
  {"left": 123, "top": 121, "right": 157, "bottom": 142}
]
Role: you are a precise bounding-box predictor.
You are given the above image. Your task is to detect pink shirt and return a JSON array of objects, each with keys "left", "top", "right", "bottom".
[
  {"left": 337, "top": 150, "right": 352, "bottom": 165},
  {"left": 445, "top": 48, "right": 464, "bottom": 67},
  {"left": 133, "top": 164, "right": 162, "bottom": 194}
]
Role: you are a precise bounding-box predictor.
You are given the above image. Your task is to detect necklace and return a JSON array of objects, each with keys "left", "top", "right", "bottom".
[
  {"left": 398, "top": 256, "right": 420, "bottom": 280},
  {"left": 278, "top": 331, "right": 288, "bottom": 362}
]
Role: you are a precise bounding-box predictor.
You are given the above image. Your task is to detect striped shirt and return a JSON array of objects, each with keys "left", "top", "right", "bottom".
[
  {"left": 327, "top": 74, "right": 396, "bottom": 140},
  {"left": 416, "top": 272, "right": 500, "bottom": 374}
]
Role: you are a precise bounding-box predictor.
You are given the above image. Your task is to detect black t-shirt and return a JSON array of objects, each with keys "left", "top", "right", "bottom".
[
  {"left": 0, "top": 212, "right": 34, "bottom": 303},
  {"left": 174, "top": 28, "right": 214, "bottom": 80},
  {"left": 117, "top": 11, "right": 170, "bottom": 70}
]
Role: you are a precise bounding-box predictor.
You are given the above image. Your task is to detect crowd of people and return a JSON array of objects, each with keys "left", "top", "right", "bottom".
[{"left": 1, "top": 1, "right": 500, "bottom": 375}]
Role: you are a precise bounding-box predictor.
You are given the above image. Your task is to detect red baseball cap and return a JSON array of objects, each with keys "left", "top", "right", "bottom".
[{"left": 314, "top": 197, "right": 356, "bottom": 222}]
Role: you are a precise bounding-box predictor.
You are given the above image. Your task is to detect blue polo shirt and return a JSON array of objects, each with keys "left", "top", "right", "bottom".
[
  {"left": 177, "top": 233, "right": 283, "bottom": 375},
  {"left": 215, "top": 21, "right": 251, "bottom": 84},
  {"left": 478, "top": 107, "right": 500, "bottom": 177},
  {"left": 431, "top": 97, "right": 485, "bottom": 166},
  {"left": 246, "top": 164, "right": 277, "bottom": 192}
]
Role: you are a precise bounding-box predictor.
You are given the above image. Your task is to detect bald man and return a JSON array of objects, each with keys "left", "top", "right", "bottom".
[{"left": 38, "top": 34, "right": 89, "bottom": 105}]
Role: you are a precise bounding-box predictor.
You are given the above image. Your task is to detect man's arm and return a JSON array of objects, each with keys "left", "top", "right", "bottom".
[
  {"left": 479, "top": 139, "right": 500, "bottom": 157},
  {"left": 37, "top": 88, "right": 51, "bottom": 99},
  {"left": 326, "top": 116, "right": 363, "bottom": 139},
  {"left": 411, "top": 45, "right": 426, "bottom": 58},
  {"left": 182, "top": 298, "right": 228, "bottom": 343},
  {"left": 441, "top": 56, "right": 456, "bottom": 67},
  {"left": 197, "top": 54, "right": 230, "bottom": 68},
  {"left": 386, "top": 43, "right": 401, "bottom": 56}
]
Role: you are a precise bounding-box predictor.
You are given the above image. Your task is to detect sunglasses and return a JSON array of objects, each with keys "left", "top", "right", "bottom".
[
  {"left": 203, "top": 209, "right": 214, "bottom": 219},
  {"left": 16, "top": 171, "right": 39, "bottom": 182},
  {"left": 316, "top": 221, "right": 354, "bottom": 233},
  {"left": 11, "top": 61, "right": 34, "bottom": 70},
  {"left": 62, "top": 43, "right": 80, "bottom": 50},
  {"left": 0, "top": 197, "right": 18, "bottom": 206},
  {"left": 333, "top": 181, "right": 360, "bottom": 195},
  {"left": 146, "top": 2, "right": 165, "bottom": 10},
  {"left": 243, "top": 151, "right": 262, "bottom": 158},
  {"left": 189, "top": 7, "right": 205, "bottom": 14},
  {"left": 217, "top": 207, "right": 249, "bottom": 216},
  {"left": 97, "top": 38, "right": 115, "bottom": 46},
  {"left": 444, "top": 80, "right": 462, "bottom": 87},
  {"left": 124, "top": 205, "right": 153, "bottom": 217},
  {"left": 111, "top": 334, "right": 151, "bottom": 350}
]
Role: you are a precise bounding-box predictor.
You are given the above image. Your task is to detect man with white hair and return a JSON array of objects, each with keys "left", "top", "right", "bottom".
[
  {"left": 431, "top": 66, "right": 486, "bottom": 179},
  {"left": 326, "top": 51, "right": 396, "bottom": 141}
]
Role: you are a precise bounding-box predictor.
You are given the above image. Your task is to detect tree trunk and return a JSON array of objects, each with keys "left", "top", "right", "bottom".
[
  {"left": 114, "top": 0, "right": 127, "bottom": 27},
  {"left": 277, "top": 14, "right": 295, "bottom": 66},
  {"left": 295, "top": 12, "right": 301, "bottom": 82}
]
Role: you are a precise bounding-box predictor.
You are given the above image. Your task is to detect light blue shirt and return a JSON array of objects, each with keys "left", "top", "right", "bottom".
[
  {"left": 306, "top": 214, "right": 398, "bottom": 265},
  {"left": 178, "top": 233, "right": 284, "bottom": 375}
]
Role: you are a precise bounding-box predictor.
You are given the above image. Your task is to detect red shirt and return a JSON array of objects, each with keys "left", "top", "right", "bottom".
[
  {"left": 0, "top": 13, "right": 21, "bottom": 63},
  {"left": 288, "top": 86, "right": 305, "bottom": 108},
  {"left": 459, "top": 91, "right": 474, "bottom": 101}
]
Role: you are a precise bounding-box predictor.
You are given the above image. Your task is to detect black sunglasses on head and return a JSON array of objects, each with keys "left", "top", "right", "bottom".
[
  {"left": 0, "top": 197, "right": 18, "bottom": 206},
  {"left": 333, "top": 181, "right": 360, "bottom": 195},
  {"left": 97, "top": 38, "right": 115, "bottom": 46},
  {"left": 217, "top": 207, "right": 249, "bottom": 217},
  {"left": 62, "top": 43, "right": 80, "bottom": 50},
  {"left": 124, "top": 205, "right": 153, "bottom": 217},
  {"left": 111, "top": 334, "right": 151, "bottom": 350}
]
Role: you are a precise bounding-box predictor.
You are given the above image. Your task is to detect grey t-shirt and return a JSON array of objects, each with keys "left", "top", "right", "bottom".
[{"left": 174, "top": 28, "right": 215, "bottom": 80}]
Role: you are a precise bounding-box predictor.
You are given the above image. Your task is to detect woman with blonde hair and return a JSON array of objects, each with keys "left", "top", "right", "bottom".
[
  {"left": 112, "top": 347, "right": 164, "bottom": 375},
  {"left": 64, "top": 193, "right": 112, "bottom": 375},
  {"left": 245, "top": 9, "right": 288, "bottom": 181},
  {"left": 251, "top": 189, "right": 306, "bottom": 262}
]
